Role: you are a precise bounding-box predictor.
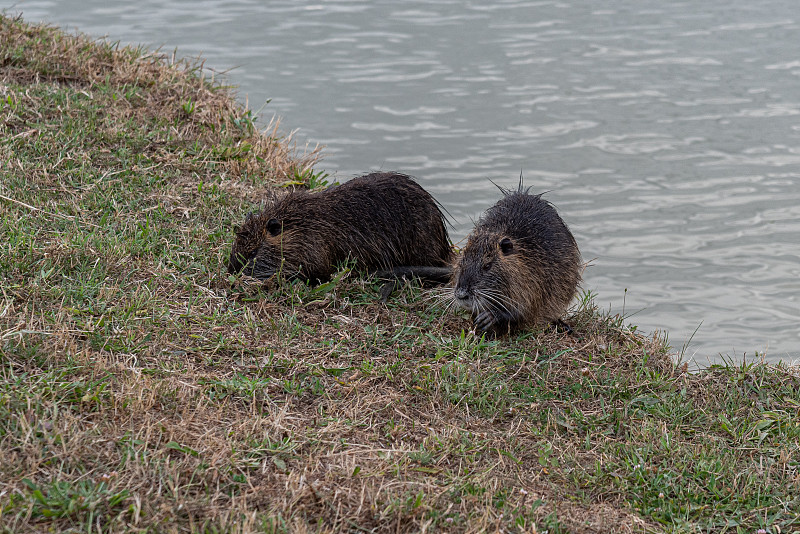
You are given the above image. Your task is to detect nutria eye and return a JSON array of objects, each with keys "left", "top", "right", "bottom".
[
  {"left": 266, "top": 218, "right": 282, "bottom": 236},
  {"left": 499, "top": 238, "right": 514, "bottom": 255}
]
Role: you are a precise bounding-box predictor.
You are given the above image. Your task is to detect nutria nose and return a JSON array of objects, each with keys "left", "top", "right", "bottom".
[{"left": 454, "top": 287, "right": 469, "bottom": 300}]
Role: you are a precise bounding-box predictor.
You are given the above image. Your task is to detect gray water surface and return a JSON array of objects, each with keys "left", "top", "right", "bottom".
[{"left": 12, "top": 0, "right": 800, "bottom": 364}]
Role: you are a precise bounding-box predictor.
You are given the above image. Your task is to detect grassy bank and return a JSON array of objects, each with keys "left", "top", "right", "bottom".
[{"left": 1, "top": 14, "right": 799, "bottom": 533}]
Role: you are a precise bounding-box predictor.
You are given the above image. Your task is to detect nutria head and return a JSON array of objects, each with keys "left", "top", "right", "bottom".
[
  {"left": 228, "top": 188, "right": 332, "bottom": 281},
  {"left": 229, "top": 210, "right": 284, "bottom": 279},
  {"left": 452, "top": 230, "right": 535, "bottom": 333}
]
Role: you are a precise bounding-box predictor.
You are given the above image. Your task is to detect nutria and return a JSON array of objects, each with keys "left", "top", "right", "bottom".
[
  {"left": 451, "top": 184, "right": 581, "bottom": 336},
  {"left": 228, "top": 171, "right": 453, "bottom": 283}
]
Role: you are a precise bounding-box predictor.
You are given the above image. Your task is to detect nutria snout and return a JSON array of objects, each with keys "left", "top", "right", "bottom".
[
  {"left": 228, "top": 171, "right": 453, "bottom": 283},
  {"left": 451, "top": 184, "right": 582, "bottom": 336}
]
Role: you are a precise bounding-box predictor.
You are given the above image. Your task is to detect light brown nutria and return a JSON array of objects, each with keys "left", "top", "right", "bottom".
[
  {"left": 228, "top": 171, "right": 453, "bottom": 283},
  {"left": 451, "top": 184, "right": 581, "bottom": 337}
]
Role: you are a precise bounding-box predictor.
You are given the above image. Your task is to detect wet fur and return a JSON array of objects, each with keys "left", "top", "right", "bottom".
[
  {"left": 450, "top": 185, "right": 581, "bottom": 336},
  {"left": 228, "top": 172, "right": 453, "bottom": 283}
]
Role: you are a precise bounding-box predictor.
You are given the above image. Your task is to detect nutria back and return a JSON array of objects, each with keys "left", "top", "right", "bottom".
[
  {"left": 229, "top": 172, "right": 453, "bottom": 282},
  {"left": 452, "top": 186, "right": 581, "bottom": 336}
]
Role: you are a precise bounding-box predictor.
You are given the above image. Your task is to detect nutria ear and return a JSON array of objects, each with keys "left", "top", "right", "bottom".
[
  {"left": 267, "top": 218, "right": 282, "bottom": 236},
  {"left": 499, "top": 237, "right": 514, "bottom": 255}
]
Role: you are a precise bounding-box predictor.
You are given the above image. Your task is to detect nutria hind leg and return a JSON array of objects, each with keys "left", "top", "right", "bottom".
[
  {"left": 378, "top": 280, "right": 399, "bottom": 303},
  {"left": 549, "top": 318, "right": 573, "bottom": 335}
]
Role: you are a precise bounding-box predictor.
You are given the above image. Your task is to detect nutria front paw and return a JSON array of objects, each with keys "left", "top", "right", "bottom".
[{"left": 474, "top": 311, "right": 497, "bottom": 333}]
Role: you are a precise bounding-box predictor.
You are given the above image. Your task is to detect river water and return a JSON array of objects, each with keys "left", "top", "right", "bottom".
[{"left": 13, "top": 0, "right": 800, "bottom": 364}]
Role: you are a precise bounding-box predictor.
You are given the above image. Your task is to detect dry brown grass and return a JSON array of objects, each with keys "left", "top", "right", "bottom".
[
  {"left": 1, "top": 12, "right": 320, "bottom": 194},
  {"left": 2, "top": 269, "right": 670, "bottom": 533},
  {"left": 2, "top": 13, "right": 799, "bottom": 534}
]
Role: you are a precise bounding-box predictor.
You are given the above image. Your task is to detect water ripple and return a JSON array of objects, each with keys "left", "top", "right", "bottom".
[{"left": 562, "top": 133, "right": 703, "bottom": 155}]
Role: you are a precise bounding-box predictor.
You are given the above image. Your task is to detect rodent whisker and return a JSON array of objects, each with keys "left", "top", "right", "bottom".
[
  {"left": 476, "top": 289, "right": 511, "bottom": 317},
  {"left": 422, "top": 293, "right": 447, "bottom": 305},
  {"left": 479, "top": 288, "right": 523, "bottom": 315},
  {"left": 441, "top": 297, "right": 458, "bottom": 315},
  {"left": 425, "top": 288, "right": 458, "bottom": 315},
  {"left": 480, "top": 290, "right": 520, "bottom": 315},
  {"left": 424, "top": 287, "right": 452, "bottom": 300},
  {"left": 473, "top": 292, "right": 487, "bottom": 316}
]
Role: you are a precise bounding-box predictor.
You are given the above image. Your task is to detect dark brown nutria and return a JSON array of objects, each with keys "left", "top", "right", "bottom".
[
  {"left": 228, "top": 171, "right": 453, "bottom": 283},
  {"left": 451, "top": 185, "right": 581, "bottom": 336}
]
